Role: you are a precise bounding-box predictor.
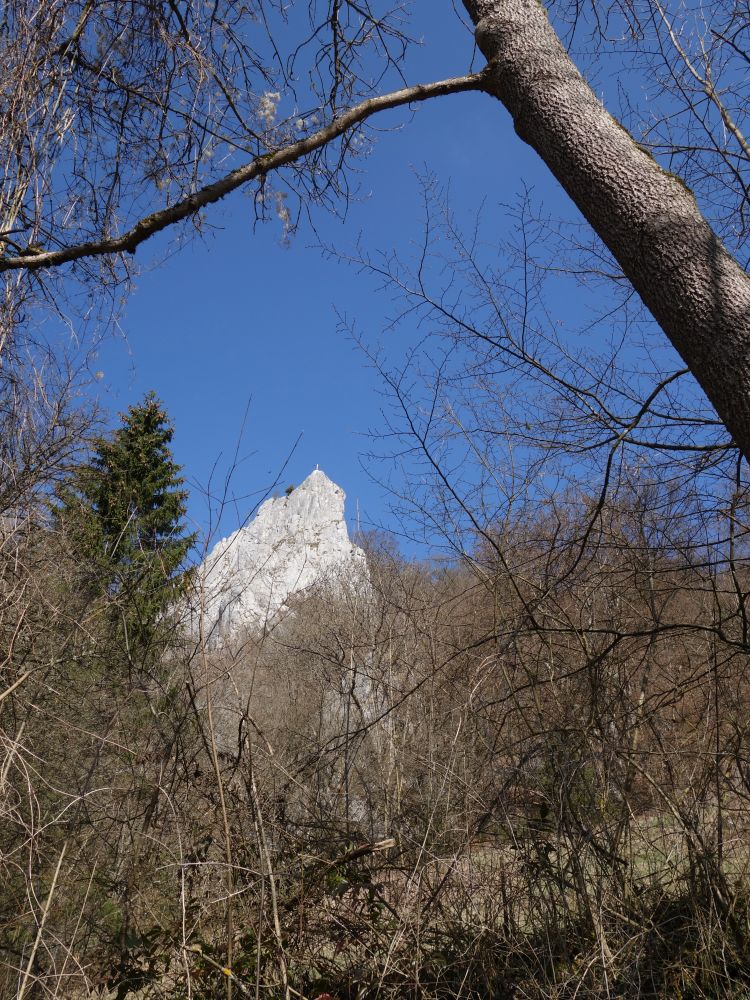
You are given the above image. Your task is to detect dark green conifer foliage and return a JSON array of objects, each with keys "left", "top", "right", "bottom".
[{"left": 57, "top": 392, "right": 195, "bottom": 645}]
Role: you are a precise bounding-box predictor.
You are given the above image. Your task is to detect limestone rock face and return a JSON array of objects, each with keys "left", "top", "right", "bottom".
[{"left": 193, "top": 469, "right": 366, "bottom": 639}]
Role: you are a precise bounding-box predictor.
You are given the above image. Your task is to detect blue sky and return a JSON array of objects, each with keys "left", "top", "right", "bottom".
[{"left": 89, "top": 4, "right": 654, "bottom": 553}]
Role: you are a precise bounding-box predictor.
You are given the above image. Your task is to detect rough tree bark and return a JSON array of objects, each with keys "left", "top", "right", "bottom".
[{"left": 463, "top": 0, "right": 750, "bottom": 460}]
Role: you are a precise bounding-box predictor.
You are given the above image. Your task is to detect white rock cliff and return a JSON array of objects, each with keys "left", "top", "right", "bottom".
[{"left": 193, "top": 469, "right": 367, "bottom": 639}]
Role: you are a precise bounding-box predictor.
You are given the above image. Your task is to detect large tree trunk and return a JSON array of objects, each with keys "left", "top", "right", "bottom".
[{"left": 463, "top": 0, "right": 750, "bottom": 459}]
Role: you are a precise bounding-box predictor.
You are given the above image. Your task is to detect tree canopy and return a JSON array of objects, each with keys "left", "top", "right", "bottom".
[
  {"left": 57, "top": 391, "right": 194, "bottom": 640},
  {"left": 0, "top": 0, "right": 748, "bottom": 454}
]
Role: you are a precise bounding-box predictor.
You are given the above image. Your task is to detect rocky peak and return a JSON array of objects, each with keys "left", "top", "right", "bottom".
[{"left": 193, "top": 469, "right": 367, "bottom": 639}]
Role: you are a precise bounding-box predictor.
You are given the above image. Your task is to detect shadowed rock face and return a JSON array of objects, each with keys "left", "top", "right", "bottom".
[{"left": 193, "top": 469, "right": 367, "bottom": 640}]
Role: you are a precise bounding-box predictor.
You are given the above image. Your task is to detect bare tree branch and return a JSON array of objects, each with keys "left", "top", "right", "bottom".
[{"left": 0, "top": 72, "right": 486, "bottom": 274}]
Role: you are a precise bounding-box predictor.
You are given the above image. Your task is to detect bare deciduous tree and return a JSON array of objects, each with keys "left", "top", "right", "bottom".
[{"left": 0, "top": 0, "right": 749, "bottom": 455}]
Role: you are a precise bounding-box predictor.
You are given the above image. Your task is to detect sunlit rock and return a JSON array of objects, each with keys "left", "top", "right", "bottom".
[{"left": 191, "top": 468, "right": 367, "bottom": 641}]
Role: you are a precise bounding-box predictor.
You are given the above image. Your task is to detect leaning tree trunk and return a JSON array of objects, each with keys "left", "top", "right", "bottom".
[{"left": 463, "top": 0, "right": 750, "bottom": 460}]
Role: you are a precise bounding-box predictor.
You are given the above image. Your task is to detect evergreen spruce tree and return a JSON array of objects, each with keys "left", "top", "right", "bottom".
[
  {"left": 50, "top": 395, "right": 196, "bottom": 980},
  {"left": 57, "top": 392, "right": 195, "bottom": 647}
]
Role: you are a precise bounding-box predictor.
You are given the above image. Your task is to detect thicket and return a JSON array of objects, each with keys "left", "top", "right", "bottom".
[
  {"left": 2, "top": 0, "right": 750, "bottom": 993},
  {"left": 3, "top": 374, "right": 750, "bottom": 998}
]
